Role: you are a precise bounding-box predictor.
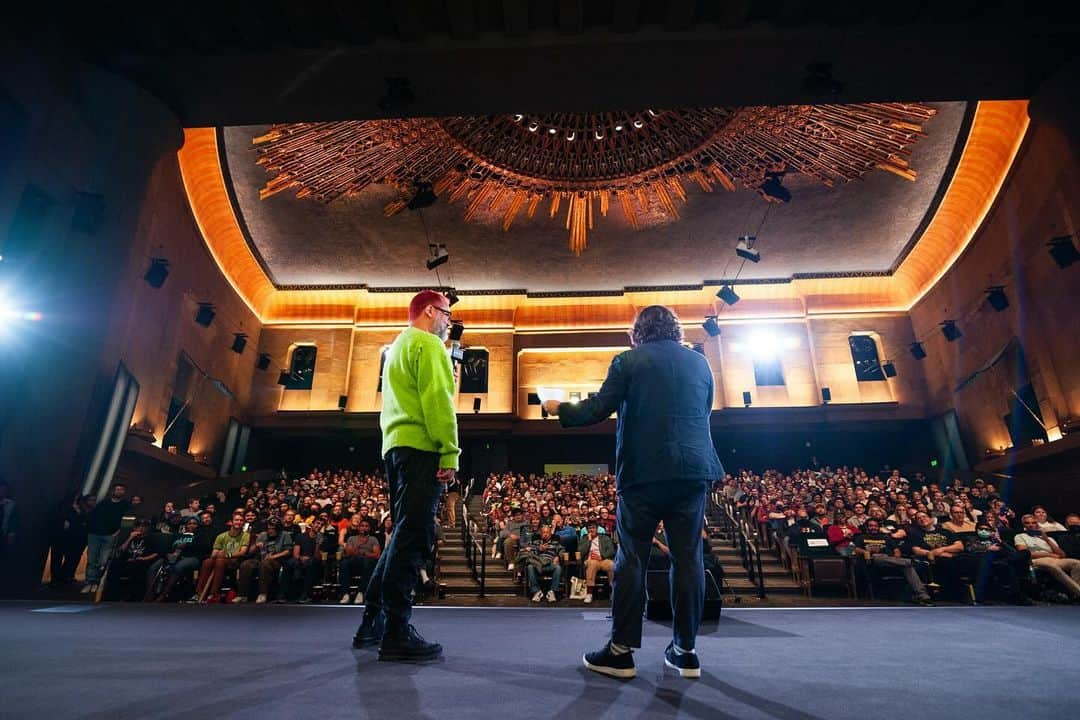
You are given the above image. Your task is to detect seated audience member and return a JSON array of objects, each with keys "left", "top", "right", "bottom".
[
  {"left": 906, "top": 511, "right": 966, "bottom": 594},
  {"left": 375, "top": 515, "right": 393, "bottom": 554},
  {"left": 826, "top": 513, "right": 859, "bottom": 557},
  {"left": 498, "top": 507, "right": 526, "bottom": 566},
  {"left": 194, "top": 516, "right": 250, "bottom": 601},
  {"left": 554, "top": 514, "right": 579, "bottom": 556},
  {"left": 1056, "top": 514, "right": 1080, "bottom": 560},
  {"left": 852, "top": 518, "right": 933, "bottom": 605},
  {"left": 1031, "top": 506, "right": 1067, "bottom": 533},
  {"left": 339, "top": 518, "right": 380, "bottom": 604},
  {"left": 149, "top": 515, "right": 213, "bottom": 601},
  {"left": 109, "top": 520, "right": 165, "bottom": 600},
  {"left": 578, "top": 522, "right": 615, "bottom": 603},
  {"left": 941, "top": 504, "right": 977, "bottom": 535},
  {"left": 963, "top": 520, "right": 1033, "bottom": 604},
  {"left": 1014, "top": 514, "right": 1080, "bottom": 600},
  {"left": 179, "top": 498, "right": 201, "bottom": 520},
  {"left": 236, "top": 517, "right": 295, "bottom": 603},
  {"left": 293, "top": 518, "right": 325, "bottom": 603},
  {"left": 598, "top": 507, "right": 616, "bottom": 536},
  {"left": 650, "top": 520, "right": 671, "bottom": 569},
  {"left": 48, "top": 493, "right": 91, "bottom": 588},
  {"left": 523, "top": 525, "right": 563, "bottom": 603}
]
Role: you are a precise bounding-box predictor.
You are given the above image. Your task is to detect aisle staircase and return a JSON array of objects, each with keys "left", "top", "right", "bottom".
[{"left": 705, "top": 501, "right": 800, "bottom": 596}]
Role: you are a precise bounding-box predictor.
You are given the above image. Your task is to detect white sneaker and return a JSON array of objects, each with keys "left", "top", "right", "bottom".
[
  {"left": 232, "top": 596, "right": 247, "bottom": 603},
  {"left": 545, "top": 590, "right": 557, "bottom": 603},
  {"left": 339, "top": 594, "right": 352, "bottom": 604},
  {"left": 531, "top": 591, "right": 543, "bottom": 603},
  {"left": 507, "top": 563, "right": 515, "bottom": 571},
  {"left": 584, "top": 593, "right": 594, "bottom": 604},
  {"left": 353, "top": 592, "right": 364, "bottom": 605},
  {"left": 255, "top": 594, "right": 267, "bottom": 604},
  {"left": 495, "top": 553, "right": 503, "bottom": 560},
  {"left": 80, "top": 584, "right": 93, "bottom": 594}
]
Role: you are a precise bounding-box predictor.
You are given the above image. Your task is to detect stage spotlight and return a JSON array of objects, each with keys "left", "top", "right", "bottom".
[
  {"left": 195, "top": 303, "right": 215, "bottom": 327},
  {"left": 256, "top": 353, "right": 271, "bottom": 371},
  {"left": 231, "top": 334, "right": 247, "bottom": 354},
  {"left": 742, "top": 391, "right": 752, "bottom": 407},
  {"left": 821, "top": 387, "right": 831, "bottom": 404},
  {"left": 882, "top": 362, "right": 897, "bottom": 378},
  {"left": 445, "top": 289, "right": 460, "bottom": 306},
  {"left": 986, "top": 286, "right": 1009, "bottom": 312},
  {"left": 760, "top": 172, "right": 791, "bottom": 202},
  {"left": 702, "top": 316, "right": 721, "bottom": 337},
  {"left": 407, "top": 181, "right": 437, "bottom": 210},
  {"left": 1048, "top": 235, "right": 1079, "bottom": 268},
  {"left": 426, "top": 243, "right": 449, "bottom": 270},
  {"left": 143, "top": 258, "right": 169, "bottom": 288},
  {"left": 910, "top": 342, "right": 927, "bottom": 360},
  {"left": 716, "top": 285, "right": 740, "bottom": 306},
  {"left": 736, "top": 236, "right": 760, "bottom": 263},
  {"left": 940, "top": 320, "right": 962, "bottom": 342}
]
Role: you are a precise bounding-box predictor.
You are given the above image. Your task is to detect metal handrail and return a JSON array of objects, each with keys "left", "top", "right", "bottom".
[
  {"left": 714, "top": 494, "right": 766, "bottom": 599},
  {"left": 461, "top": 504, "right": 488, "bottom": 597}
]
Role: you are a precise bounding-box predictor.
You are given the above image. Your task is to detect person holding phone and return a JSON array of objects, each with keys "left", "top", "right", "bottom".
[{"left": 1014, "top": 514, "right": 1080, "bottom": 599}]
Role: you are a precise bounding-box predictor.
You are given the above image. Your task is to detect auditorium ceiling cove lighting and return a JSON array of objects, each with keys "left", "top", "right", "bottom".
[{"left": 253, "top": 103, "right": 936, "bottom": 254}]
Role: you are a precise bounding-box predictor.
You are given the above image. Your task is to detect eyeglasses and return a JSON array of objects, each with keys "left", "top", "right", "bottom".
[{"left": 431, "top": 305, "right": 452, "bottom": 318}]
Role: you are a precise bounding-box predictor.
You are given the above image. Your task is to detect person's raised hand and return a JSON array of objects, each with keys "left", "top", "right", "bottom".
[{"left": 543, "top": 400, "right": 561, "bottom": 417}]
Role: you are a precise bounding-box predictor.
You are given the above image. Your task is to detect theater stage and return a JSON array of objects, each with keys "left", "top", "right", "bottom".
[{"left": 2, "top": 602, "right": 1077, "bottom": 720}]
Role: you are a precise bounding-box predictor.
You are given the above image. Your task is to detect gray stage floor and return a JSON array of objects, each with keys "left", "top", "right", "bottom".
[{"left": 1, "top": 602, "right": 1077, "bottom": 720}]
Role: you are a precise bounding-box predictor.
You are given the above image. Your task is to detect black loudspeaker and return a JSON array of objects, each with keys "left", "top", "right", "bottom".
[
  {"left": 473, "top": 397, "right": 481, "bottom": 413},
  {"left": 338, "top": 395, "right": 348, "bottom": 410},
  {"left": 882, "top": 362, "right": 897, "bottom": 378},
  {"left": 527, "top": 392, "right": 541, "bottom": 405},
  {"left": 231, "top": 334, "right": 247, "bottom": 354},
  {"left": 645, "top": 568, "right": 722, "bottom": 621},
  {"left": 940, "top": 320, "right": 961, "bottom": 342},
  {"left": 71, "top": 192, "right": 106, "bottom": 233},
  {"left": 256, "top": 353, "right": 271, "bottom": 371},
  {"left": 143, "top": 258, "right": 169, "bottom": 288},
  {"left": 1048, "top": 235, "right": 1079, "bottom": 268},
  {"left": 910, "top": 342, "right": 927, "bottom": 360},
  {"left": 742, "top": 391, "right": 752, "bottom": 407},
  {"left": 195, "top": 303, "right": 215, "bottom": 327},
  {"left": 821, "top": 387, "right": 831, "bottom": 404}
]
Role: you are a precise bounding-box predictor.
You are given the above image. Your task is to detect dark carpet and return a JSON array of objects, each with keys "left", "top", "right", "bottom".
[{"left": 0, "top": 602, "right": 1077, "bottom": 719}]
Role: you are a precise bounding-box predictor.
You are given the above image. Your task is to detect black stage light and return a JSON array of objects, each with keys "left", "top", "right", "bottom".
[
  {"left": 742, "top": 391, "right": 752, "bottom": 407},
  {"left": 821, "top": 387, "right": 831, "bottom": 404},
  {"left": 407, "top": 181, "right": 437, "bottom": 210},
  {"left": 195, "top": 303, "right": 215, "bottom": 327},
  {"left": 760, "top": 172, "right": 791, "bottom": 203},
  {"left": 716, "top": 285, "right": 740, "bottom": 306},
  {"left": 143, "top": 258, "right": 169, "bottom": 288},
  {"left": 1048, "top": 235, "right": 1079, "bottom": 268},
  {"left": 941, "top": 320, "right": 962, "bottom": 342},
  {"left": 231, "top": 334, "right": 247, "bottom": 354},
  {"left": 256, "top": 353, "right": 271, "bottom": 371},
  {"left": 426, "top": 243, "right": 449, "bottom": 270},
  {"left": 882, "top": 362, "right": 897, "bottom": 378},
  {"left": 986, "top": 286, "right": 1009, "bottom": 312},
  {"left": 910, "top": 342, "right": 927, "bottom": 360},
  {"left": 277, "top": 371, "right": 291, "bottom": 386},
  {"left": 446, "top": 289, "right": 460, "bottom": 306},
  {"left": 703, "top": 316, "right": 721, "bottom": 337},
  {"left": 736, "top": 236, "right": 760, "bottom": 263}
]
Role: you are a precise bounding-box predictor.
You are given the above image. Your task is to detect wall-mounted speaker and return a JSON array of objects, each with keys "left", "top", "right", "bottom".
[
  {"left": 231, "top": 334, "right": 247, "bottom": 354},
  {"left": 742, "top": 391, "right": 752, "bottom": 407},
  {"left": 195, "top": 303, "right": 215, "bottom": 327},
  {"left": 338, "top": 395, "right": 348, "bottom": 410},
  {"left": 882, "top": 362, "right": 897, "bottom": 378},
  {"left": 256, "top": 353, "right": 271, "bottom": 371},
  {"left": 143, "top": 258, "right": 169, "bottom": 288},
  {"left": 821, "top": 387, "right": 831, "bottom": 404},
  {"left": 527, "top": 392, "right": 541, "bottom": 405},
  {"left": 473, "top": 397, "right": 482, "bottom": 413}
]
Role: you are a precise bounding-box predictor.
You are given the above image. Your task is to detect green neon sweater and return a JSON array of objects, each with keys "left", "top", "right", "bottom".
[{"left": 380, "top": 327, "right": 460, "bottom": 470}]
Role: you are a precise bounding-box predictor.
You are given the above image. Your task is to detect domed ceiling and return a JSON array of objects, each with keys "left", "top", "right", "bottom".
[{"left": 219, "top": 101, "right": 969, "bottom": 294}]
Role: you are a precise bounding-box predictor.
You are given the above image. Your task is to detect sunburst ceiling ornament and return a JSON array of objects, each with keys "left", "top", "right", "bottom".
[{"left": 253, "top": 103, "right": 936, "bottom": 255}]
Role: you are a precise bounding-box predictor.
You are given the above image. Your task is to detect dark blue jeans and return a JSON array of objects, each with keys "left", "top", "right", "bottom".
[
  {"left": 363, "top": 447, "right": 442, "bottom": 629},
  {"left": 611, "top": 481, "right": 707, "bottom": 650}
]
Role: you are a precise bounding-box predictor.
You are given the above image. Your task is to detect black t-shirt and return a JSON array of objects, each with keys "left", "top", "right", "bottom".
[
  {"left": 786, "top": 521, "right": 826, "bottom": 544},
  {"left": 87, "top": 499, "right": 131, "bottom": 535},
  {"left": 183, "top": 526, "right": 217, "bottom": 557},
  {"left": 905, "top": 526, "right": 957, "bottom": 554},
  {"left": 1055, "top": 528, "right": 1080, "bottom": 560},
  {"left": 296, "top": 532, "right": 320, "bottom": 559},
  {"left": 852, "top": 532, "right": 897, "bottom": 556},
  {"left": 320, "top": 526, "right": 339, "bottom": 553}
]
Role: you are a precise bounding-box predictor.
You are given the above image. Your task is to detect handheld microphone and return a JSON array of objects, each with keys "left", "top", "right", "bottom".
[{"left": 448, "top": 320, "right": 465, "bottom": 368}]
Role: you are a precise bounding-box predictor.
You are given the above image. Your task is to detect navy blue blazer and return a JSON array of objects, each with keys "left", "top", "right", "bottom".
[{"left": 557, "top": 340, "right": 724, "bottom": 491}]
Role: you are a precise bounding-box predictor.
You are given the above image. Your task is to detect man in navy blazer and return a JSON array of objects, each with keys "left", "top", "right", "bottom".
[{"left": 545, "top": 305, "right": 723, "bottom": 680}]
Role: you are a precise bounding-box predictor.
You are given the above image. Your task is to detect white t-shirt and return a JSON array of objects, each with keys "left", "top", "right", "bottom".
[{"left": 1014, "top": 532, "right": 1053, "bottom": 554}]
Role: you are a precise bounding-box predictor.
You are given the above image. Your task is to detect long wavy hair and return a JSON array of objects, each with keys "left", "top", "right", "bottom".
[{"left": 629, "top": 305, "right": 683, "bottom": 347}]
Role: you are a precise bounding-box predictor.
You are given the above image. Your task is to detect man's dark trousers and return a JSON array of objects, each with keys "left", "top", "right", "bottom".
[
  {"left": 363, "top": 447, "right": 442, "bottom": 628},
  {"left": 611, "top": 481, "right": 708, "bottom": 651}
]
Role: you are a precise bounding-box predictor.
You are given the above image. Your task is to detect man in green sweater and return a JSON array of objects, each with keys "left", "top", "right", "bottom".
[{"left": 354, "top": 290, "right": 460, "bottom": 662}]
